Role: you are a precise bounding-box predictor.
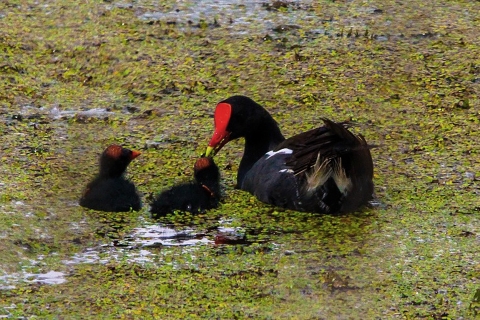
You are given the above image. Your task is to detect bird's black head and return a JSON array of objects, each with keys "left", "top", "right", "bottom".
[
  {"left": 99, "top": 144, "right": 141, "bottom": 178},
  {"left": 193, "top": 156, "right": 220, "bottom": 185},
  {"left": 205, "top": 95, "right": 272, "bottom": 157}
]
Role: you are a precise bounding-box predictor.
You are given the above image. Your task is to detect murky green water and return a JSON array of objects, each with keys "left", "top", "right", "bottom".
[{"left": 0, "top": 0, "right": 479, "bottom": 318}]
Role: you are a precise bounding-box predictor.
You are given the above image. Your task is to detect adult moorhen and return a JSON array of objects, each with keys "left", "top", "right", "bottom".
[
  {"left": 150, "top": 156, "right": 221, "bottom": 218},
  {"left": 80, "top": 144, "right": 142, "bottom": 212},
  {"left": 205, "top": 95, "right": 374, "bottom": 214}
]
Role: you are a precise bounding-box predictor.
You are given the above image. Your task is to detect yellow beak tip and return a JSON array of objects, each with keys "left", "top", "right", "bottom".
[{"left": 205, "top": 146, "right": 214, "bottom": 157}]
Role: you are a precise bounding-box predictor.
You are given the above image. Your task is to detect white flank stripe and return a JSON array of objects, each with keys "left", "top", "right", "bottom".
[
  {"left": 265, "top": 148, "right": 293, "bottom": 160},
  {"left": 279, "top": 169, "right": 293, "bottom": 173}
]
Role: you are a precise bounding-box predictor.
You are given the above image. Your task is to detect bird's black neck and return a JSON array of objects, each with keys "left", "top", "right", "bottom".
[
  {"left": 99, "top": 161, "right": 126, "bottom": 179},
  {"left": 196, "top": 175, "right": 220, "bottom": 196},
  {"left": 200, "top": 179, "right": 221, "bottom": 198},
  {"left": 237, "top": 117, "right": 285, "bottom": 187}
]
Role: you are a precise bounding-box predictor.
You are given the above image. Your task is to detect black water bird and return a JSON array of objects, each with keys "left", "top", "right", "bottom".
[{"left": 205, "top": 95, "right": 374, "bottom": 214}]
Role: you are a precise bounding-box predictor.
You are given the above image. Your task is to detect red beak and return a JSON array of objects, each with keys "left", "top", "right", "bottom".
[
  {"left": 130, "top": 150, "right": 141, "bottom": 160},
  {"left": 206, "top": 130, "right": 230, "bottom": 157},
  {"left": 205, "top": 102, "right": 232, "bottom": 157}
]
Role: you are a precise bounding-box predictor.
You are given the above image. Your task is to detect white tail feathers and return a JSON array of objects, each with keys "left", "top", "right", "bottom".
[
  {"left": 332, "top": 158, "right": 352, "bottom": 194},
  {"left": 305, "top": 153, "right": 332, "bottom": 194},
  {"left": 304, "top": 154, "right": 352, "bottom": 195}
]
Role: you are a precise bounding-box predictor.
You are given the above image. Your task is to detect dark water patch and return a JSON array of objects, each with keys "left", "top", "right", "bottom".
[
  {"left": 50, "top": 105, "right": 114, "bottom": 120},
  {"left": 0, "top": 270, "right": 66, "bottom": 290},
  {"left": 0, "top": 253, "right": 67, "bottom": 290},
  {"left": 107, "top": 0, "right": 442, "bottom": 46},
  {"left": 63, "top": 246, "right": 157, "bottom": 265},
  {"left": 58, "top": 224, "right": 214, "bottom": 271},
  {"left": 214, "top": 226, "right": 248, "bottom": 245},
  {"left": 1, "top": 206, "right": 363, "bottom": 289},
  {"left": 113, "top": 2, "right": 134, "bottom": 10},
  {"left": 60, "top": 220, "right": 267, "bottom": 269},
  {"left": 272, "top": 24, "right": 300, "bottom": 33},
  {"left": 375, "top": 34, "right": 389, "bottom": 42},
  {"left": 132, "top": 0, "right": 316, "bottom": 36},
  {"left": 65, "top": 221, "right": 246, "bottom": 266},
  {"left": 262, "top": 1, "right": 312, "bottom": 12},
  {"left": 368, "top": 198, "right": 388, "bottom": 210},
  {"left": 303, "top": 28, "right": 386, "bottom": 42},
  {"left": 214, "top": 242, "right": 276, "bottom": 256},
  {"left": 10, "top": 114, "right": 23, "bottom": 121},
  {"left": 411, "top": 31, "right": 438, "bottom": 39},
  {"left": 301, "top": 27, "right": 443, "bottom": 44},
  {"left": 124, "top": 224, "right": 212, "bottom": 247},
  {"left": 2, "top": 104, "right": 115, "bottom": 124}
]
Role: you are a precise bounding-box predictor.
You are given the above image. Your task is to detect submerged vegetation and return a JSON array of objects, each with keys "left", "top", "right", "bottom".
[{"left": 0, "top": 0, "right": 479, "bottom": 318}]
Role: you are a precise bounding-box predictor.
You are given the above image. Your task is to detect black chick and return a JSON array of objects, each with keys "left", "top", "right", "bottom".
[
  {"left": 80, "top": 144, "right": 142, "bottom": 212},
  {"left": 150, "top": 157, "right": 221, "bottom": 218}
]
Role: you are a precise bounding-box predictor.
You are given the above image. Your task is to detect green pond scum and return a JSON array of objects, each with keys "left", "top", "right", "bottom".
[{"left": 0, "top": 0, "right": 479, "bottom": 318}]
